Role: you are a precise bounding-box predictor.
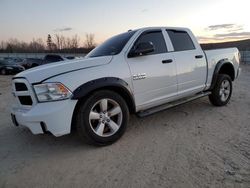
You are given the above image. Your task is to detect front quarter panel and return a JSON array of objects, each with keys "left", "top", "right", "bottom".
[{"left": 45, "top": 55, "right": 133, "bottom": 100}]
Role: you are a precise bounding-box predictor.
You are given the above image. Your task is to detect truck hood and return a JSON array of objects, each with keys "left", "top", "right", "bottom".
[{"left": 14, "top": 56, "right": 113, "bottom": 83}]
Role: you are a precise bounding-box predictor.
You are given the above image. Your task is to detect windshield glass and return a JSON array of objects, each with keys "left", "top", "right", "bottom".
[{"left": 87, "top": 30, "right": 136, "bottom": 58}]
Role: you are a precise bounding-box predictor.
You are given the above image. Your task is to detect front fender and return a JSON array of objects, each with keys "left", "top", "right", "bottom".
[{"left": 71, "top": 77, "right": 132, "bottom": 99}]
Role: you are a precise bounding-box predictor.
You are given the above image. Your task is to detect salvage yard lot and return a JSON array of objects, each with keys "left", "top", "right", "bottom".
[{"left": 0, "top": 65, "right": 250, "bottom": 188}]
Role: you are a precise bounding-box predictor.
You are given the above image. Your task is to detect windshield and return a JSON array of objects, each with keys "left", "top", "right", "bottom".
[{"left": 87, "top": 30, "right": 136, "bottom": 58}]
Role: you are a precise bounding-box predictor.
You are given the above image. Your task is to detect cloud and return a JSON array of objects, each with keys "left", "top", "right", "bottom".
[
  {"left": 197, "top": 35, "right": 250, "bottom": 43},
  {"left": 214, "top": 32, "right": 250, "bottom": 38},
  {"left": 207, "top": 24, "right": 235, "bottom": 30},
  {"left": 54, "top": 27, "right": 73, "bottom": 32},
  {"left": 206, "top": 24, "right": 243, "bottom": 31},
  {"left": 197, "top": 36, "right": 214, "bottom": 41},
  {"left": 198, "top": 24, "right": 248, "bottom": 43},
  {"left": 197, "top": 32, "right": 250, "bottom": 43}
]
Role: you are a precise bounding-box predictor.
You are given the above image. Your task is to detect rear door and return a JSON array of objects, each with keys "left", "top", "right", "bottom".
[
  {"left": 126, "top": 29, "right": 177, "bottom": 109},
  {"left": 166, "top": 29, "right": 207, "bottom": 97}
]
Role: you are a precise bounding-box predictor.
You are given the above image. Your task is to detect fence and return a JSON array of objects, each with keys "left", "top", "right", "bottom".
[
  {"left": 0, "top": 53, "right": 86, "bottom": 59},
  {"left": 240, "top": 51, "right": 250, "bottom": 64}
]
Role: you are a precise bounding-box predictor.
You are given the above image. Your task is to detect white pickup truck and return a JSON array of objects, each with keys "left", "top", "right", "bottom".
[{"left": 11, "top": 27, "right": 241, "bottom": 145}]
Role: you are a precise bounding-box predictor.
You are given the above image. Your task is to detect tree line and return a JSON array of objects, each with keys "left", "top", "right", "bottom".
[{"left": 0, "top": 33, "right": 96, "bottom": 54}]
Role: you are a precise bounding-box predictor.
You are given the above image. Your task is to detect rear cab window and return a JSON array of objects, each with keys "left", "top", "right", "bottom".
[{"left": 167, "top": 30, "right": 195, "bottom": 51}]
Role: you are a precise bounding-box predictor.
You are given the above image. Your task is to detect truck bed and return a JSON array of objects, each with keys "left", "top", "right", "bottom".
[{"left": 204, "top": 48, "right": 240, "bottom": 89}]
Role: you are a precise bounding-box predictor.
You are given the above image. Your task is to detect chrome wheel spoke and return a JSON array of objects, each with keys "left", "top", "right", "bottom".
[
  {"left": 107, "top": 120, "right": 119, "bottom": 132},
  {"left": 89, "top": 111, "right": 100, "bottom": 120},
  {"left": 220, "top": 80, "right": 230, "bottom": 102},
  {"left": 221, "top": 93, "right": 226, "bottom": 101},
  {"left": 224, "top": 81, "right": 229, "bottom": 88},
  {"left": 95, "top": 122, "right": 105, "bottom": 136},
  {"left": 100, "top": 99, "right": 108, "bottom": 112},
  {"left": 89, "top": 98, "right": 123, "bottom": 137},
  {"left": 108, "top": 106, "right": 121, "bottom": 117}
]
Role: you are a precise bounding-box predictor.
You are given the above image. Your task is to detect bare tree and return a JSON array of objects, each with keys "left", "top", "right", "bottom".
[
  {"left": 0, "top": 32, "right": 95, "bottom": 53},
  {"left": 55, "top": 34, "right": 69, "bottom": 50},
  {"left": 60, "top": 35, "right": 66, "bottom": 49},
  {"left": 55, "top": 34, "right": 61, "bottom": 50},
  {"left": 84, "top": 33, "right": 96, "bottom": 49},
  {"left": 71, "top": 34, "right": 79, "bottom": 49},
  {"left": 0, "top": 41, "right": 6, "bottom": 50},
  {"left": 29, "top": 38, "right": 45, "bottom": 52},
  {"left": 47, "top": 34, "right": 53, "bottom": 51}
]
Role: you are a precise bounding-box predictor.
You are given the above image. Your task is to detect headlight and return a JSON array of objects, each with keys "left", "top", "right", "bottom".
[
  {"left": 6, "top": 67, "right": 13, "bottom": 70},
  {"left": 33, "top": 83, "right": 72, "bottom": 102}
]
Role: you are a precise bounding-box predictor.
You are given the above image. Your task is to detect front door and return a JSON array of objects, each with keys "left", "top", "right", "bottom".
[{"left": 126, "top": 30, "right": 178, "bottom": 110}]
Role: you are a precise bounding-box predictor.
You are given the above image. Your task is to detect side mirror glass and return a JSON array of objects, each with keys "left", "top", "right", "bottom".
[{"left": 128, "top": 42, "right": 155, "bottom": 57}]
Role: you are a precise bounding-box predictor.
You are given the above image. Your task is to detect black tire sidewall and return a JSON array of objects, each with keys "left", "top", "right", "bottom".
[
  {"left": 209, "top": 74, "right": 232, "bottom": 106},
  {"left": 76, "top": 90, "right": 129, "bottom": 145}
]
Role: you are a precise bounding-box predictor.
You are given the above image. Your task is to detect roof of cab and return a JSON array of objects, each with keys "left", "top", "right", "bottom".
[{"left": 132, "top": 26, "right": 190, "bottom": 31}]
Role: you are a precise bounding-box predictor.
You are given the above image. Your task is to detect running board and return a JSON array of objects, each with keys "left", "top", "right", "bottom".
[{"left": 137, "top": 91, "right": 211, "bottom": 117}]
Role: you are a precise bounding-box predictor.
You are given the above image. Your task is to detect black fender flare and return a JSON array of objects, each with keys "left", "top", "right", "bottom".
[
  {"left": 71, "top": 77, "right": 136, "bottom": 112},
  {"left": 210, "top": 59, "right": 235, "bottom": 90}
]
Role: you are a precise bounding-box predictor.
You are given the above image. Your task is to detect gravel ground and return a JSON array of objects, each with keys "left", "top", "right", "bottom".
[{"left": 0, "top": 65, "right": 250, "bottom": 188}]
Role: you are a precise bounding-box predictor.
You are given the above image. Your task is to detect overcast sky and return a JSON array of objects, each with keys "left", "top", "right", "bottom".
[{"left": 0, "top": 0, "right": 249, "bottom": 44}]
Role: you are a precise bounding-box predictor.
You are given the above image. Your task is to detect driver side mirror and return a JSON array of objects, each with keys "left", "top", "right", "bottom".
[{"left": 128, "top": 42, "right": 155, "bottom": 58}]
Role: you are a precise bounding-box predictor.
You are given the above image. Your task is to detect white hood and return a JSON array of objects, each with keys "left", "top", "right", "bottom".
[{"left": 15, "top": 56, "right": 113, "bottom": 83}]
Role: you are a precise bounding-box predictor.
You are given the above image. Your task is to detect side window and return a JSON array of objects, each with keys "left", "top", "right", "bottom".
[
  {"left": 167, "top": 30, "right": 195, "bottom": 51},
  {"left": 133, "top": 31, "right": 167, "bottom": 55}
]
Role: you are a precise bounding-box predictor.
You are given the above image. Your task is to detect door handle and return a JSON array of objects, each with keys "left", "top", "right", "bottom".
[
  {"left": 195, "top": 55, "right": 203, "bottom": 59},
  {"left": 162, "top": 59, "right": 173, "bottom": 64}
]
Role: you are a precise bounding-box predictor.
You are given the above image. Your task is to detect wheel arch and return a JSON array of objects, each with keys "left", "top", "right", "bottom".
[
  {"left": 210, "top": 59, "right": 235, "bottom": 90},
  {"left": 71, "top": 77, "right": 136, "bottom": 113}
]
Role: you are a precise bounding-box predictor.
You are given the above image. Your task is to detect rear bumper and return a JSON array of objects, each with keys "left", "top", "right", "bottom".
[{"left": 11, "top": 99, "right": 77, "bottom": 137}]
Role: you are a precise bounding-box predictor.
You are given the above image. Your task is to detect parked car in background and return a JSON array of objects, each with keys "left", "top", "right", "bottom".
[
  {"left": 0, "top": 60, "right": 25, "bottom": 75},
  {"left": 44, "top": 54, "right": 67, "bottom": 63},
  {"left": 3, "top": 57, "right": 28, "bottom": 68},
  {"left": 21, "top": 55, "right": 69, "bottom": 69},
  {"left": 22, "top": 58, "right": 45, "bottom": 68}
]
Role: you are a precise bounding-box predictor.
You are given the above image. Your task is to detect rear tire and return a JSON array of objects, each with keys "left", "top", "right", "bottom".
[
  {"left": 75, "top": 90, "right": 129, "bottom": 146},
  {"left": 209, "top": 74, "right": 232, "bottom": 106}
]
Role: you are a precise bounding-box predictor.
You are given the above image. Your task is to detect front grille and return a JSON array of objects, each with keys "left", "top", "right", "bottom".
[
  {"left": 12, "top": 79, "right": 36, "bottom": 107},
  {"left": 18, "top": 96, "right": 33, "bottom": 105},
  {"left": 15, "top": 83, "right": 28, "bottom": 91}
]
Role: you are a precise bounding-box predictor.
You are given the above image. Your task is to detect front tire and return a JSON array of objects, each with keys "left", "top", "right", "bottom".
[
  {"left": 209, "top": 74, "right": 232, "bottom": 106},
  {"left": 75, "top": 90, "right": 129, "bottom": 146}
]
